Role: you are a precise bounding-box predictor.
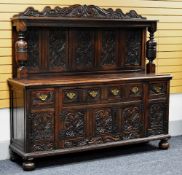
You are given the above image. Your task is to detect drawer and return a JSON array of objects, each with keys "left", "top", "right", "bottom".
[
  {"left": 63, "top": 88, "right": 82, "bottom": 104},
  {"left": 62, "top": 87, "right": 101, "bottom": 105},
  {"left": 107, "top": 86, "right": 124, "bottom": 101},
  {"left": 126, "top": 83, "right": 143, "bottom": 99},
  {"left": 30, "top": 88, "right": 55, "bottom": 108},
  {"left": 149, "top": 82, "right": 167, "bottom": 97}
]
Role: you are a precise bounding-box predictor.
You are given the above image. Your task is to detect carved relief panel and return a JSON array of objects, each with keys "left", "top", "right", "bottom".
[
  {"left": 98, "top": 30, "right": 118, "bottom": 69},
  {"left": 148, "top": 101, "right": 167, "bottom": 136},
  {"left": 125, "top": 29, "right": 142, "bottom": 66},
  {"left": 26, "top": 29, "right": 40, "bottom": 72},
  {"left": 70, "top": 29, "right": 95, "bottom": 71},
  {"left": 59, "top": 109, "right": 87, "bottom": 148},
  {"left": 121, "top": 103, "right": 144, "bottom": 140},
  {"left": 48, "top": 29, "right": 68, "bottom": 71},
  {"left": 27, "top": 111, "right": 54, "bottom": 152}
]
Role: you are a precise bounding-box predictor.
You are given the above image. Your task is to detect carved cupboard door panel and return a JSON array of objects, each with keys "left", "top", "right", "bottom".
[
  {"left": 26, "top": 29, "right": 40, "bottom": 72},
  {"left": 98, "top": 30, "right": 119, "bottom": 69},
  {"left": 147, "top": 101, "right": 168, "bottom": 136},
  {"left": 124, "top": 29, "right": 143, "bottom": 67},
  {"left": 91, "top": 107, "right": 121, "bottom": 144},
  {"left": 59, "top": 109, "right": 88, "bottom": 148},
  {"left": 121, "top": 103, "right": 144, "bottom": 140},
  {"left": 70, "top": 29, "right": 95, "bottom": 71},
  {"left": 27, "top": 111, "right": 55, "bottom": 152},
  {"left": 48, "top": 29, "right": 68, "bottom": 72}
]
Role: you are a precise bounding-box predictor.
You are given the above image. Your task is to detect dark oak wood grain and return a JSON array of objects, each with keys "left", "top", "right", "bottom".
[{"left": 8, "top": 4, "right": 171, "bottom": 171}]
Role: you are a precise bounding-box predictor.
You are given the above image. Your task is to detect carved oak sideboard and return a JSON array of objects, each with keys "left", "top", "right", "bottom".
[{"left": 8, "top": 5, "right": 172, "bottom": 171}]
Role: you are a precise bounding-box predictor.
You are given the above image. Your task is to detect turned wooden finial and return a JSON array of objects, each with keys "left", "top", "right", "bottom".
[
  {"left": 15, "top": 31, "right": 28, "bottom": 79},
  {"left": 146, "top": 24, "right": 157, "bottom": 74}
]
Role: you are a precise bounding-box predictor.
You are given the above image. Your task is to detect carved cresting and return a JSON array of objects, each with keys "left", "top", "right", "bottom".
[
  {"left": 28, "top": 112, "right": 54, "bottom": 152},
  {"left": 122, "top": 105, "right": 143, "bottom": 140},
  {"left": 14, "top": 5, "right": 146, "bottom": 19},
  {"left": 146, "top": 24, "right": 157, "bottom": 73}
]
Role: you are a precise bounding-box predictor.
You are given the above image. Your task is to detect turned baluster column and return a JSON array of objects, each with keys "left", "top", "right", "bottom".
[
  {"left": 15, "top": 21, "right": 28, "bottom": 79},
  {"left": 146, "top": 25, "right": 157, "bottom": 74}
]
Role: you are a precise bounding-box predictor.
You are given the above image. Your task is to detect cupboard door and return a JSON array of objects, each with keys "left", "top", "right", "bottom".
[
  {"left": 59, "top": 109, "right": 88, "bottom": 148},
  {"left": 121, "top": 103, "right": 144, "bottom": 140},
  {"left": 92, "top": 107, "right": 120, "bottom": 140},
  {"left": 27, "top": 111, "right": 55, "bottom": 152},
  {"left": 148, "top": 101, "right": 168, "bottom": 136}
]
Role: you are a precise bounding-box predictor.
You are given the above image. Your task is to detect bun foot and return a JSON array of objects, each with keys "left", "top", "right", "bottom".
[
  {"left": 22, "top": 158, "right": 35, "bottom": 171},
  {"left": 159, "top": 139, "right": 169, "bottom": 150}
]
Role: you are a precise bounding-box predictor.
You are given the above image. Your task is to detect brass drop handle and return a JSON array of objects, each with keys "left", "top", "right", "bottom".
[
  {"left": 131, "top": 87, "right": 139, "bottom": 94},
  {"left": 153, "top": 86, "right": 162, "bottom": 93},
  {"left": 38, "top": 94, "right": 48, "bottom": 101},
  {"left": 89, "top": 90, "right": 98, "bottom": 98},
  {"left": 111, "top": 88, "right": 120, "bottom": 96},
  {"left": 66, "top": 92, "right": 77, "bottom": 100}
]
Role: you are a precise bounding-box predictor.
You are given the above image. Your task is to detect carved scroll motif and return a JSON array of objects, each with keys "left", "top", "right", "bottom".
[
  {"left": 122, "top": 105, "right": 143, "bottom": 140},
  {"left": 48, "top": 30, "right": 66, "bottom": 70},
  {"left": 15, "top": 5, "right": 146, "bottom": 19}
]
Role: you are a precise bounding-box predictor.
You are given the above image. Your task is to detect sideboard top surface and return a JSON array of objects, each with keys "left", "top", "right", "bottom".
[{"left": 8, "top": 73, "right": 172, "bottom": 87}]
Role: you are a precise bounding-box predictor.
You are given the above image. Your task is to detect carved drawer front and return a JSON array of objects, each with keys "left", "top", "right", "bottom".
[
  {"left": 27, "top": 111, "right": 55, "bottom": 152},
  {"left": 31, "top": 88, "right": 55, "bottom": 108},
  {"left": 107, "top": 86, "right": 123, "bottom": 101},
  {"left": 59, "top": 109, "right": 87, "bottom": 148},
  {"left": 148, "top": 101, "right": 167, "bottom": 136},
  {"left": 85, "top": 87, "right": 101, "bottom": 103},
  {"left": 121, "top": 103, "right": 144, "bottom": 140},
  {"left": 127, "top": 83, "right": 143, "bottom": 99},
  {"left": 149, "top": 82, "right": 167, "bottom": 97},
  {"left": 63, "top": 89, "right": 81, "bottom": 104}
]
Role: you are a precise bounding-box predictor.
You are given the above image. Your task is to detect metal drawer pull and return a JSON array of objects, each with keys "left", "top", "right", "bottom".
[
  {"left": 38, "top": 94, "right": 48, "bottom": 101},
  {"left": 111, "top": 88, "right": 120, "bottom": 96},
  {"left": 153, "top": 86, "right": 162, "bottom": 93},
  {"left": 89, "top": 90, "right": 98, "bottom": 98},
  {"left": 66, "top": 92, "right": 76, "bottom": 100},
  {"left": 131, "top": 86, "right": 139, "bottom": 94}
]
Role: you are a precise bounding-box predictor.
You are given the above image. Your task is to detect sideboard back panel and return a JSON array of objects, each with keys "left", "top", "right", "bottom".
[{"left": 15, "top": 27, "right": 145, "bottom": 77}]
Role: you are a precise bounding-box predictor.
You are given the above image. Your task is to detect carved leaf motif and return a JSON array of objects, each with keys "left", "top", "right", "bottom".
[
  {"left": 100, "top": 31, "right": 117, "bottom": 65},
  {"left": 126, "top": 30, "right": 141, "bottom": 65},
  {"left": 148, "top": 103, "right": 165, "bottom": 136},
  {"left": 26, "top": 30, "right": 39, "bottom": 69},
  {"left": 60, "top": 111, "right": 85, "bottom": 138},
  {"left": 75, "top": 31, "right": 94, "bottom": 67},
  {"left": 15, "top": 5, "right": 146, "bottom": 19},
  {"left": 122, "top": 105, "right": 143, "bottom": 140},
  {"left": 48, "top": 30, "right": 66, "bottom": 69}
]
